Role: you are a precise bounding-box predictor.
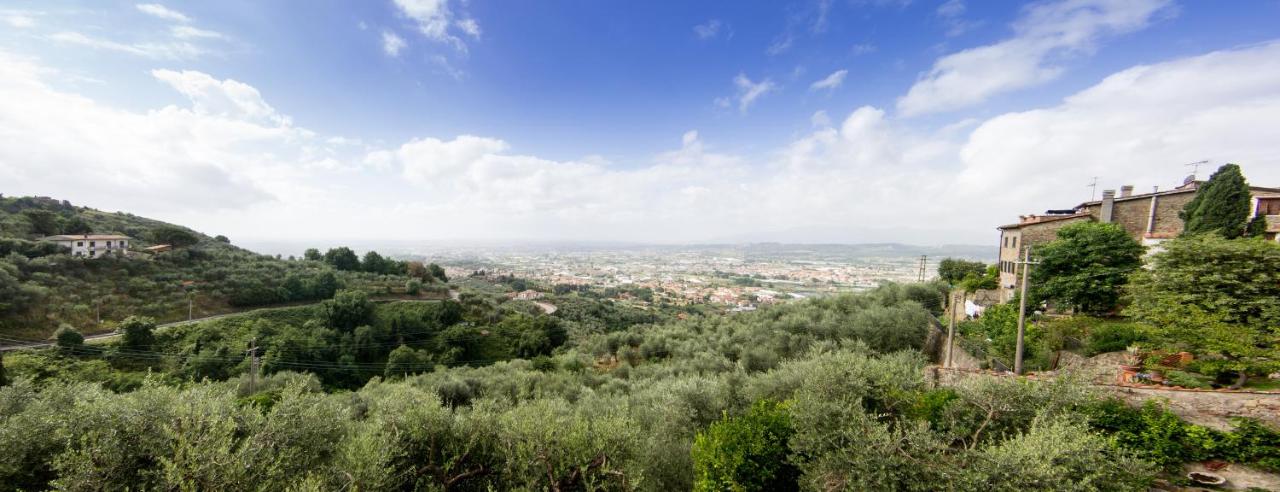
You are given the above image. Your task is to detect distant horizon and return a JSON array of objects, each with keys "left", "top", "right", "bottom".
[{"left": 234, "top": 238, "right": 996, "bottom": 262}]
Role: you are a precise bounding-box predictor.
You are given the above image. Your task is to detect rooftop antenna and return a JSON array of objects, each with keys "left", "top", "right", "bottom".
[
  {"left": 1185, "top": 160, "right": 1209, "bottom": 181},
  {"left": 1087, "top": 176, "right": 1099, "bottom": 201}
]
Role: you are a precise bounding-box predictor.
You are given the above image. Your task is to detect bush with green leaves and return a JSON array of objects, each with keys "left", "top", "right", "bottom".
[
  {"left": 1030, "top": 221, "right": 1144, "bottom": 315},
  {"left": 958, "top": 265, "right": 999, "bottom": 291},
  {"left": 1161, "top": 370, "right": 1208, "bottom": 389},
  {"left": 965, "top": 416, "right": 1155, "bottom": 491},
  {"left": 1083, "top": 320, "right": 1146, "bottom": 355},
  {"left": 957, "top": 303, "right": 1028, "bottom": 370},
  {"left": 1084, "top": 398, "right": 1280, "bottom": 473},
  {"left": 53, "top": 324, "right": 84, "bottom": 351},
  {"left": 691, "top": 400, "right": 798, "bottom": 492}
]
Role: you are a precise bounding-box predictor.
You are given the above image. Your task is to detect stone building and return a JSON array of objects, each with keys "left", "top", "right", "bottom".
[{"left": 995, "top": 178, "right": 1280, "bottom": 302}]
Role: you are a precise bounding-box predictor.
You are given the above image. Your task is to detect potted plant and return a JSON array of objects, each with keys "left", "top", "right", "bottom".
[{"left": 1119, "top": 345, "right": 1143, "bottom": 383}]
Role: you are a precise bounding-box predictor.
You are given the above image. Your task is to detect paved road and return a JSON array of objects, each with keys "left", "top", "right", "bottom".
[
  {"left": 533, "top": 301, "right": 558, "bottom": 314},
  {"left": 0, "top": 291, "right": 459, "bottom": 352}
]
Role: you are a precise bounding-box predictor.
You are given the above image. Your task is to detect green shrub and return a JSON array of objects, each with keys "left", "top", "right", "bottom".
[
  {"left": 906, "top": 388, "right": 958, "bottom": 427},
  {"left": 1219, "top": 419, "right": 1280, "bottom": 472},
  {"left": 1161, "top": 370, "right": 1208, "bottom": 389},
  {"left": 691, "top": 400, "right": 798, "bottom": 492},
  {"left": 1080, "top": 399, "right": 1280, "bottom": 472},
  {"left": 1084, "top": 322, "right": 1146, "bottom": 355},
  {"left": 966, "top": 416, "right": 1156, "bottom": 491},
  {"left": 53, "top": 324, "right": 84, "bottom": 351}
]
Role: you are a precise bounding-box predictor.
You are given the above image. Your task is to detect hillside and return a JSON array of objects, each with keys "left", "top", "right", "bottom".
[
  {"left": 6, "top": 282, "right": 1275, "bottom": 490},
  {"left": 0, "top": 196, "right": 420, "bottom": 339}
]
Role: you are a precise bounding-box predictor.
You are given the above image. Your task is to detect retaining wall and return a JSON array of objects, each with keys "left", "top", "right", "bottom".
[{"left": 931, "top": 367, "right": 1280, "bottom": 431}]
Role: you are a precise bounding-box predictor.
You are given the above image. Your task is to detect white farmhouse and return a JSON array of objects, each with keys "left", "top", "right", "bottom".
[{"left": 40, "top": 234, "right": 132, "bottom": 258}]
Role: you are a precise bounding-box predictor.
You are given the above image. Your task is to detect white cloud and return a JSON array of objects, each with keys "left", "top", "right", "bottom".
[
  {"left": 728, "top": 73, "right": 777, "bottom": 113},
  {"left": 391, "top": 0, "right": 476, "bottom": 52},
  {"left": 0, "top": 51, "right": 332, "bottom": 220},
  {"left": 136, "top": 3, "right": 191, "bottom": 23},
  {"left": 151, "top": 69, "right": 290, "bottom": 126},
  {"left": 382, "top": 31, "right": 407, "bottom": 56},
  {"left": 456, "top": 18, "right": 481, "bottom": 39},
  {"left": 682, "top": 130, "right": 699, "bottom": 146},
  {"left": 171, "top": 25, "right": 224, "bottom": 39},
  {"left": 810, "top": 110, "right": 831, "bottom": 127},
  {"left": 766, "top": 34, "right": 793, "bottom": 56},
  {"left": 850, "top": 43, "right": 876, "bottom": 55},
  {"left": 428, "top": 54, "right": 465, "bottom": 80},
  {"left": 898, "top": 0, "right": 1172, "bottom": 116},
  {"left": 810, "top": 69, "right": 847, "bottom": 92},
  {"left": 693, "top": 19, "right": 723, "bottom": 40},
  {"left": 954, "top": 40, "right": 1280, "bottom": 217},
  {"left": 937, "top": 0, "right": 965, "bottom": 18},
  {"left": 934, "top": 0, "right": 983, "bottom": 36},
  {"left": 50, "top": 31, "right": 207, "bottom": 60},
  {"left": 4, "top": 14, "right": 35, "bottom": 28},
  {"left": 811, "top": 0, "right": 832, "bottom": 34}
]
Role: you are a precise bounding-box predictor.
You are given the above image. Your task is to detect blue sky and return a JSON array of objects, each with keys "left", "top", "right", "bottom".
[{"left": 2, "top": 0, "right": 1280, "bottom": 245}]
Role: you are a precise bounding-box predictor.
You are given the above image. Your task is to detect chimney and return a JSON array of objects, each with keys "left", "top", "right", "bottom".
[
  {"left": 1100, "top": 189, "right": 1116, "bottom": 223},
  {"left": 1120, "top": 185, "right": 1134, "bottom": 198}
]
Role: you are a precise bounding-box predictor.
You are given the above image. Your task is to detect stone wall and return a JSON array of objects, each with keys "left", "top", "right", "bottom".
[
  {"left": 931, "top": 368, "right": 1280, "bottom": 431},
  {"left": 1104, "top": 385, "right": 1280, "bottom": 431},
  {"left": 1149, "top": 191, "right": 1195, "bottom": 236},
  {"left": 1110, "top": 197, "right": 1155, "bottom": 238},
  {"left": 1076, "top": 189, "right": 1196, "bottom": 241}
]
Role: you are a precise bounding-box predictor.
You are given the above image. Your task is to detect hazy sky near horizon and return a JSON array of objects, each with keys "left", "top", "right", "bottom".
[{"left": 2, "top": 0, "right": 1280, "bottom": 245}]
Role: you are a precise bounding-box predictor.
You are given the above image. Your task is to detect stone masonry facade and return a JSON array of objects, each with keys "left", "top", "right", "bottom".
[{"left": 994, "top": 180, "right": 1280, "bottom": 302}]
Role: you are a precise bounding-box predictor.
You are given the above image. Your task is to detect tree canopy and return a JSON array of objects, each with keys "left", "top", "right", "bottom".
[
  {"left": 149, "top": 226, "right": 200, "bottom": 247},
  {"left": 323, "top": 247, "right": 361, "bottom": 271},
  {"left": 937, "top": 258, "right": 986, "bottom": 285},
  {"left": 1181, "top": 163, "right": 1252, "bottom": 238},
  {"left": 1030, "top": 222, "right": 1144, "bottom": 314},
  {"left": 1127, "top": 235, "right": 1280, "bottom": 387}
]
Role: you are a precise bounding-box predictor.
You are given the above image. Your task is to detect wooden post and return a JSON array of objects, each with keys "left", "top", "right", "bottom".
[
  {"left": 1014, "top": 247, "right": 1033, "bottom": 375},
  {"left": 945, "top": 291, "right": 958, "bottom": 368}
]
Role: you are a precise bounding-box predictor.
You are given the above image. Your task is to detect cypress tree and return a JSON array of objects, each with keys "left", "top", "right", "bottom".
[{"left": 1181, "top": 163, "right": 1251, "bottom": 238}]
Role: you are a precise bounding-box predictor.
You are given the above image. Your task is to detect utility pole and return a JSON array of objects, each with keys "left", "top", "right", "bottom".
[
  {"left": 917, "top": 255, "right": 927, "bottom": 282},
  {"left": 945, "top": 291, "right": 958, "bottom": 368},
  {"left": 247, "top": 337, "right": 260, "bottom": 393},
  {"left": 187, "top": 292, "right": 195, "bottom": 321},
  {"left": 1013, "top": 247, "right": 1040, "bottom": 375}
]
